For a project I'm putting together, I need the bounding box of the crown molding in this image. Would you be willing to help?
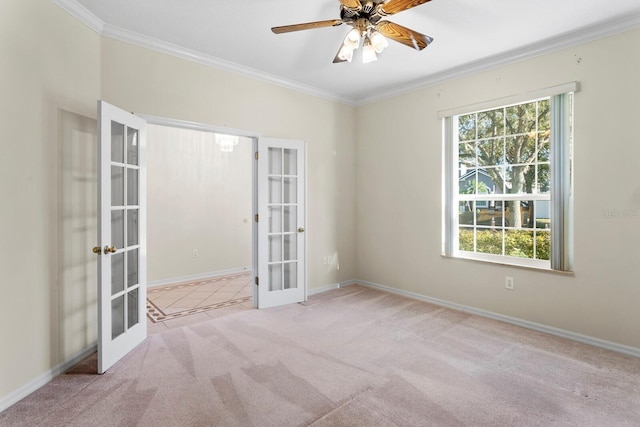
[356,12,640,105]
[51,0,103,33]
[52,0,639,107]
[100,23,355,106]
[51,0,355,106]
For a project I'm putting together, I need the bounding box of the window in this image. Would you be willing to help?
[442,85,575,271]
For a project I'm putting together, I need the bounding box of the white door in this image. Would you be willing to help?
[257,138,306,308]
[95,101,147,373]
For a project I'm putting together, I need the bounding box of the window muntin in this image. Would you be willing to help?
[444,94,572,271]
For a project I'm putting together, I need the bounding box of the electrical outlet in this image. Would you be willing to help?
[505,276,514,290]
[192,249,199,258]
[322,256,328,265]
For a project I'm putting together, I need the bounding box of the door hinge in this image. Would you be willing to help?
[255,214,259,222]
[255,151,259,160]
[255,276,259,286]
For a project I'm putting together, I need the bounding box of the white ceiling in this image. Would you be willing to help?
[63,0,640,104]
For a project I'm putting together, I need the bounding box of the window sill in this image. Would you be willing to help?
[440,253,575,276]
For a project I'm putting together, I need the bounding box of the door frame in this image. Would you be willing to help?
[136,114,262,307]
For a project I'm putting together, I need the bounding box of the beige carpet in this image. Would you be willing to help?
[2,284,640,426]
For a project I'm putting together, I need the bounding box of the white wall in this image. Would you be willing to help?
[146,125,253,283]
[356,29,640,349]
[0,0,101,404]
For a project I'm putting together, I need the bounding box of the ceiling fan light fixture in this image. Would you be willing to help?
[362,37,377,63]
[370,31,389,53]
[338,44,354,62]
[347,28,361,42]
[344,36,360,50]
[216,134,240,152]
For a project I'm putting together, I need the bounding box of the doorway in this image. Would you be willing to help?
[96,104,307,371]
[144,119,256,329]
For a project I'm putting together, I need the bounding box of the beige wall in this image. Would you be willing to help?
[356,29,640,349]
[3,0,638,411]
[0,0,101,402]
[146,125,253,283]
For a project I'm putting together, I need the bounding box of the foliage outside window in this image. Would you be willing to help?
[442,88,574,271]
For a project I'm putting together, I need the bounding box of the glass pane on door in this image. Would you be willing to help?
[283,149,297,175]
[127,210,139,246]
[111,121,124,163]
[269,206,282,233]
[127,169,138,205]
[127,249,138,287]
[111,295,125,339]
[111,210,124,249]
[283,206,296,232]
[269,235,282,262]
[269,264,282,291]
[284,178,297,203]
[127,289,139,328]
[269,177,282,204]
[111,252,124,295]
[284,235,296,261]
[127,128,139,166]
[284,263,297,289]
[111,166,124,206]
[268,147,282,174]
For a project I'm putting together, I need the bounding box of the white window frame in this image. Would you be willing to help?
[441,83,577,271]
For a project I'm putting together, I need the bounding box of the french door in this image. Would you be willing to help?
[95,101,147,374]
[94,110,304,372]
[257,138,306,308]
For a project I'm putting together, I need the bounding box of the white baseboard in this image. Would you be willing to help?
[340,279,640,359]
[148,266,252,288]
[339,279,359,288]
[307,283,340,296]
[0,344,97,413]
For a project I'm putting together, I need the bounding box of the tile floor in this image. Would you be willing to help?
[146,271,253,333]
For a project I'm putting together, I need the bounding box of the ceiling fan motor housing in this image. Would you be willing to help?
[340,1,384,26]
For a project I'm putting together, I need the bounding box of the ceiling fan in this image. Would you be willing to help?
[271,0,434,64]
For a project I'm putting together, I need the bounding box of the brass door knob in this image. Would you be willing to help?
[104,245,117,254]
[92,246,102,255]
[298,227,305,233]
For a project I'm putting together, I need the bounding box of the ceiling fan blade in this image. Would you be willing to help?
[271,19,343,34]
[338,0,362,9]
[375,20,433,50]
[378,0,432,16]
